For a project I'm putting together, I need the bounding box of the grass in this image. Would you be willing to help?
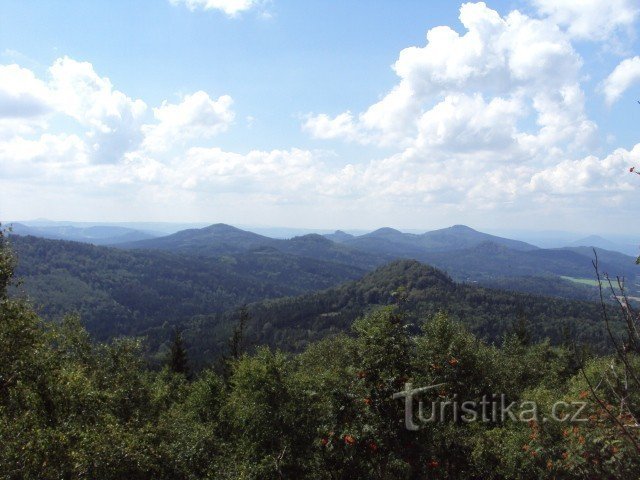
[560,276,600,287]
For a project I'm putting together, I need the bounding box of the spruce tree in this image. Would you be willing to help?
[169,329,190,378]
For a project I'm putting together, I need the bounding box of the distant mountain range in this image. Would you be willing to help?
[8,222,639,339]
[568,235,639,256]
[6,224,636,364]
[118,223,388,270]
[120,223,537,255]
[8,223,159,245]
[115,223,638,296]
[9,220,639,256]
[331,224,537,255]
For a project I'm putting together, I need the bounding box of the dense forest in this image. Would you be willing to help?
[9,234,618,370]
[180,260,615,369]
[3,227,640,479]
[118,224,639,295]
[8,234,367,340]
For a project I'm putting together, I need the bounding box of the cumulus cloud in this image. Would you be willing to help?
[603,56,640,105]
[48,57,147,163]
[171,147,318,192]
[532,0,639,41]
[414,93,523,154]
[0,133,88,182]
[0,64,52,118]
[304,2,587,155]
[49,57,146,131]
[142,91,234,152]
[169,0,263,16]
[301,2,635,218]
[1,2,639,228]
[0,57,237,168]
[529,145,639,194]
[302,111,367,143]
[0,57,150,163]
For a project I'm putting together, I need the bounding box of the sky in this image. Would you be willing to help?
[1,0,640,234]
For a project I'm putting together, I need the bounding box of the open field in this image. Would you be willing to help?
[560,276,600,287]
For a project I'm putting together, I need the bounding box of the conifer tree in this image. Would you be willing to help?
[169,328,190,378]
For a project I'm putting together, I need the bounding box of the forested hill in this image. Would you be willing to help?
[10,222,158,245]
[9,234,367,340]
[117,223,638,300]
[119,223,388,270]
[335,224,538,254]
[182,260,610,368]
[417,242,638,282]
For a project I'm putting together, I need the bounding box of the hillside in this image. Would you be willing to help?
[181,260,610,368]
[118,223,640,300]
[9,222,158,245]
[118,223,276,253]
[338,224,537,253]
[418,242,638,282]
[9,235,367,340]
[121,223,388,269]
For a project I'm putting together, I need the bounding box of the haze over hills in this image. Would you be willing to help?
[9,222,160,245]
[120,223,277,254]
[10,219,638,256]
[119,223,389,270]
[10,221,638,283]
[115,223,639,297]
[8,221,639,321]
[121,223,538,255]
[569,235,639,257]
[332,224,538,257]
[5,223,638,367]
[10,219,208,234]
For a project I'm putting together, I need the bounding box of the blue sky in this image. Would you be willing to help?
[1,0,640,234]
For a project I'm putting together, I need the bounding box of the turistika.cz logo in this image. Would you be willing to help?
[393,383,588,431]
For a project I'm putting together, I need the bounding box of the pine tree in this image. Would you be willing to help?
[169,329,190,378]
[229,305,249,360]
[509,312,532,346]
[219,306,251,384]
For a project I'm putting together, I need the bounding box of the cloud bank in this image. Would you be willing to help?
[1,1,639,229]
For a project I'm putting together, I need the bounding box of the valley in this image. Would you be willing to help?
[8,222,637,367]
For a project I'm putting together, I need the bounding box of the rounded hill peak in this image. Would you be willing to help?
[448,224,476,232]
[202,223,240,232]
[367,227,403,236]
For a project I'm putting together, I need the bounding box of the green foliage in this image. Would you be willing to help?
[9,234,365,343]
[3,227,640,478]
[183,259,615,369]
[168,329,190,377]
[0,225,15,296]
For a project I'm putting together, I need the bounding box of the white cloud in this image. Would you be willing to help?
[300,2,638,218]
[414,93,523,154]
[603,56,640,105]
[0,133,88,181]
[0,59,149,163]
[1,2,639,230]
[529,145,639,194]
[142,91,234,152]
[49,57,146,130]
[532,0,639,41]
[48,57,147,163]
[0,64,52,118]
[167,147,319,195]
[302,111,363,142]
[304,2,585,154]
[0,58,237,167]
[170,0,263,16]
